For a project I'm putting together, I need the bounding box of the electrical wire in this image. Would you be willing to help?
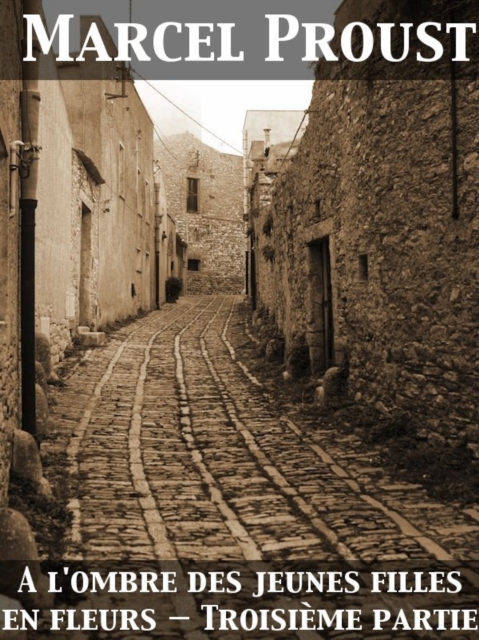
[153,124,178,161]
[131,68,247,157]
[12,0,22,60]
[277,110,308,174]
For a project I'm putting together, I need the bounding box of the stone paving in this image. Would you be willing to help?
[42,295,479,640]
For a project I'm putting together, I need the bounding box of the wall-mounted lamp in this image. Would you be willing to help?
[162,231,168,241]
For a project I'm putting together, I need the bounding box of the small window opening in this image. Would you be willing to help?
[188,259,201,272]
[358,254,369,282]
[187,178,199,212]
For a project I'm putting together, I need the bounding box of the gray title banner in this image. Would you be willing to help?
[36,0,340,80]
[11,0,479,80]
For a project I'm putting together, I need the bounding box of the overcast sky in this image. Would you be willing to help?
[135,80,314,156]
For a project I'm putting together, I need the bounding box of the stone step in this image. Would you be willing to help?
[79,332,106,347]
[77,325,91,334]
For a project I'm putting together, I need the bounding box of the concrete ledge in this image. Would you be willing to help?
[79,332,106,347]
[77,326,91,334]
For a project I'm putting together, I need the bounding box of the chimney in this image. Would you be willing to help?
[264,128,271,158]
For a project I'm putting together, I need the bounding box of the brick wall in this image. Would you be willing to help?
[157,133,245,294]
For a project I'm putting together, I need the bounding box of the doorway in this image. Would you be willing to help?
[79,203,92,326]
[308,237,334,376]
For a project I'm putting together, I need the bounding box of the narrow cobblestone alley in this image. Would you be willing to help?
[42,295,479,640]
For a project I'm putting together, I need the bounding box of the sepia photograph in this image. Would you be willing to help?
[1,0,479,637]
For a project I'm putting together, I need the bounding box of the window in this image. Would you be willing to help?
[188,259,201,272]
[137,169,143,214]
[358,254,369,282]
[145,179,150,225]
[187,178,199,212]
[118,142,125,199]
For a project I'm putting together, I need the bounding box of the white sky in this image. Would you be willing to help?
[136,80,314,156]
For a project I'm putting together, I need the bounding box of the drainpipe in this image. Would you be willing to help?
[21,0,42,435]
[10,141,25,216]
[154,182,161,309]
[242,129,249,295]
[449,16,459,221]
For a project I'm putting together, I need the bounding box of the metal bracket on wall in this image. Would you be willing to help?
[105,64,130,100]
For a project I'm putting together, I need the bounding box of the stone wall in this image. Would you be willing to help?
[33,18,154,359]
[33,149,102,365]
[59,22,156,326]
[70,151,101,329]
[250,173,276,314]
[157,133,244,295]
[35,59,76,363]
[0,0,22,509]
[254,0,479,448]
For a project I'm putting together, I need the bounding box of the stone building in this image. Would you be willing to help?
[54,17,156,340]
[243,110,308,158]
[0,0,56,585]
[0,0,22,522]
[154,168,187,307]
[34,52,103,360]
[20,15,157,364]
[243,111,307,310]
[0,6,160,567]
[249,0,479,450]
[157,132,244,295]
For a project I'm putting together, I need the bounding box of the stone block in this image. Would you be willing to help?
[467,443,479,460]
[375,400,391,417]
[265,337,284,362]
[36,477,53,501]
[334,337,349,368]
[77,326,90,334]
[35,384,50,439]
[35,361,48,395]
[0,510,52,608]
[35,332,51,378]
[0,509,38,564]
[314,385,325,407]
[465,425,479,444]
[12,430,42,485]
[0,507,38,566]
[322,366,347,407]
[428,431,447,448]
[79,332,106,347]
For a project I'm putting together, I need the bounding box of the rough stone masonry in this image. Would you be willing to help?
[251,0,479,451]
[158,133,244,295]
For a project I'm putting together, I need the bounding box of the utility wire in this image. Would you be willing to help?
[277,110,308,174]
[131,69,247,157]
[153,124,178,161]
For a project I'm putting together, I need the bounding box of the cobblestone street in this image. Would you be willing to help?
[44,295,479,639]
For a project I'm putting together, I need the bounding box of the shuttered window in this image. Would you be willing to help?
[187,178,199,212]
